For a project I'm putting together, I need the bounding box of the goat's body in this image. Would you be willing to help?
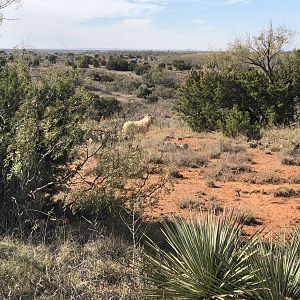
[122,115,153,135]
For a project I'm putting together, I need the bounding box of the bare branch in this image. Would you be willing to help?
[230,23,296,82]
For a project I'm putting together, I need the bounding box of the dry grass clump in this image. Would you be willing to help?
[169,169,184,178]
[174,149,208,168]
[262,127,300,148]
[0,234,141,299]
[205,163,247,182]
[204,152,252,182]
[274,187,300,197]
[205,195,223,213]
[237,207,261,226]
[281,146,300,166]
[206,180,218,188]
[289,173,300,184]
[156,140,209,168]
[245,172,286,184]
[178,194,223,213]
[204,139,246,159]
[178,198,203,210]
[223,152,253,165]
[218,140,246,154]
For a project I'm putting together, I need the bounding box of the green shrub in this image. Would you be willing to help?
[79,55,94,68]
[0,62,93,229]
[48,54,57,64]
[30,56,40,67]
[91,72,114,82]
[219,105,252,138]
[106,58,129,71]
[128,60,137,71]
[136,84,152,99]
[158,62,166,69]
[177,62,300,136]
[134,63,151,75]
[173,59,192,70]
[90,95,121,119]
[92,59,100,68]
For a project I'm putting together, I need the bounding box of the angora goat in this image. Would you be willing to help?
[122,114,154,135]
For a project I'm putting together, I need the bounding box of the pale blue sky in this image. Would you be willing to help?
[1,0,300,50]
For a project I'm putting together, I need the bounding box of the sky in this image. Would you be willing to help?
[1,0,300,50]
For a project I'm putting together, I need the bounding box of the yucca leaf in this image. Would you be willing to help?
[143,210,259,299]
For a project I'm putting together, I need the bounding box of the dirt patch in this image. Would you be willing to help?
[143,129,300,235]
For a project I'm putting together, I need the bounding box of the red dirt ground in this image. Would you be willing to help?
[146,133,300,235]
[69,127,300,236]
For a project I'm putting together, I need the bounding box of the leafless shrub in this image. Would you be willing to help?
[281,145,300,166]
[159,141,209,168]
[238,207,262,226]
[223,152,253,164]
[205,160,252,182]
[274,187,300,197]
[218,140,246,154]
[289,173,300,184]
[245,172,286,184]
[178,198,203,210]
[207,180,218,188]
[175,149,208,168]
[205,139,246,159]
[205,195,223,213]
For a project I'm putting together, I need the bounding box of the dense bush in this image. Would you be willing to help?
[173,59,192,71]
[79,55,94,68]
[219,105,254,138]
[0,62,93,229]
[134,63,151,75]
[177,26,300,137]
[29,56,40,67]
[136,84,153,99]
[158,62,166,69]
[47,54,57,64]
[91,72,114,82]
[106,58,130,71]
[177,61,300,137]
[92,59,100,68]
[90,95,121,119]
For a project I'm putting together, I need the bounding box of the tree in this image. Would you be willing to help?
[0,0,20,22]
[177,24,300,137]
[230,23,295,83]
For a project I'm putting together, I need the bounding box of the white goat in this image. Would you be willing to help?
[122,114,154,135]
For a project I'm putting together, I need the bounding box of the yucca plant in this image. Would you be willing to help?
[250,229,300,300]
[143,211,260,299]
